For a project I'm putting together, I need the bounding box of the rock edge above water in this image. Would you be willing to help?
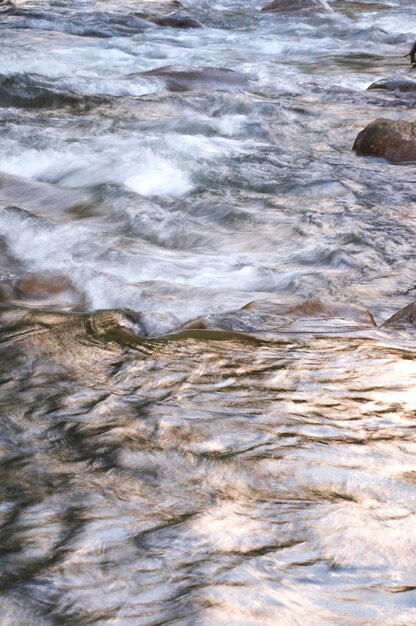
[368,78,416,93]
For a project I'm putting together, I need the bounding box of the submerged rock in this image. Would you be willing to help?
[15,274,83,309]
[179,298,376,334]
[0,307,147,340]
[1,7,151,37]
[0,307,148,381]
[0,72,107,109]
[382,302,416,328]
[368,78,416,93]
[127,66,248,92]
[286,299,376,326]
[16,274,75,298]
[86,309,147,337]
[0,173,93,218]
[261,0,331,14]
[0,272,86,311]
[136,11,203,28]
[353,118,416,163]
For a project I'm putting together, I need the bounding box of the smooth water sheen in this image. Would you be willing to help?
[1,0,416,624]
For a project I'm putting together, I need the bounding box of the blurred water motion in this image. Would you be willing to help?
[1,0,416,623]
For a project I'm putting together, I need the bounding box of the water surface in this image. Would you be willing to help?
[1,0,416,624]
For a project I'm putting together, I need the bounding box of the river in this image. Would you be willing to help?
[1,0,416,624]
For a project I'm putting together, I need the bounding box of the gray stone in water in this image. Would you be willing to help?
[368,78,416,93]
[145,11,203,28]
[261,0,331,14]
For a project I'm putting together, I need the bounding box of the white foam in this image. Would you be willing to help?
[0,147,79,180]
[125,159,194,197]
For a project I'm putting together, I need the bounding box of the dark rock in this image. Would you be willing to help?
[368,78,416,93]
[382,302,416,328]
[261,0,331,14]
[137,11,203,28]
[352,118,416,163]
[410,41,416,65]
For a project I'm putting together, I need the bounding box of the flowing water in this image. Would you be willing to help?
[1,0,416,624]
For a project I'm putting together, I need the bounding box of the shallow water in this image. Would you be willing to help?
[1,0,416,624]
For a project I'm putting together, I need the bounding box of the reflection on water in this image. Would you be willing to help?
[1,0,416,623]
[1,311,416,624]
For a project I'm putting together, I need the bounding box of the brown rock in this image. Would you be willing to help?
[286,299,376,326]
[16,274,74,297]
[382,302,416,328]
[13,273,86,311]
[352,118,416,163]
[178,316,207,330]
[261,0,331,13]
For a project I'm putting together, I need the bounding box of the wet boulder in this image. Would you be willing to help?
[261,0,331,14]
[368,78,416,93]
[353,118,416,163]
[382,302,416,328]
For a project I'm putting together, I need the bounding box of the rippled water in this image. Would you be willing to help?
[1,0,416,624]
